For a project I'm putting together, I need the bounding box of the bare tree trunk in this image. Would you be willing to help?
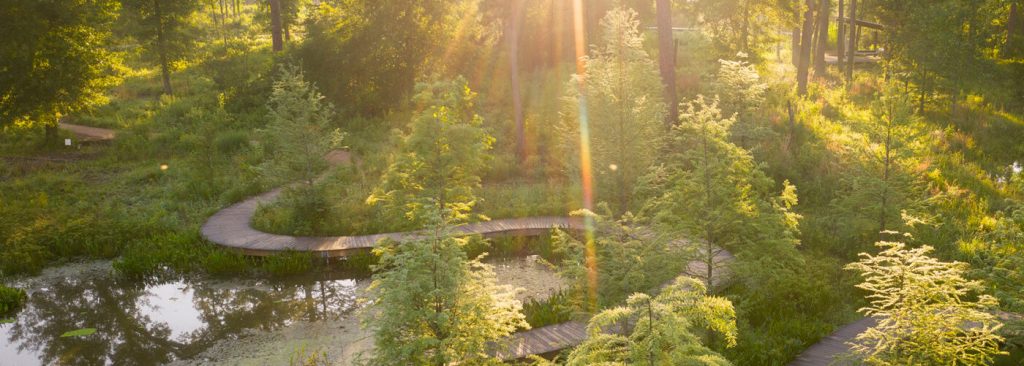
[741,0,750,52]
[270,0,283,51]
[845,0,857,87]
[837,0,845,69]
[791,27,801,66]
[797,0,815,95]
[1008,3,1022,58]
[155,0,173,95]
[507,0,526,162]
[656,0,679,127]
[814,0,829,76]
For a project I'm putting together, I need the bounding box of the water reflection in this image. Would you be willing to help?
[0,266,365,365]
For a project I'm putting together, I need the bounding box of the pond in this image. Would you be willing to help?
[1,258,565,365]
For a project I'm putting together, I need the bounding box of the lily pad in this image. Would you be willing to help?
[60,328,97,337]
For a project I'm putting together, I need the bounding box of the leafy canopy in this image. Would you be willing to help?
[0,0,121,129]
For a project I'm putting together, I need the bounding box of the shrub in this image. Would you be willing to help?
[0,285,27,315]
[214,130,250,154]
[261,250,314,277]
[522,290,574,328]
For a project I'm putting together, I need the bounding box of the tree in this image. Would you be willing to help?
[259,66,342,232]
[552,208,688,310]
[710,57,769,149]
[362,79,520,366]
[300,0,458,114]
[122,0,200,95]
[689,0,798,54]
[656,0,679,127]
[642,97,800,290]
[796,0,815,95]
[563,276,737,365]
[845,241,1006,365]
[0,0,120,142]
[558,7,666,215]
[365,220,527,365]
[368,77,494,227]
[269,0,283,51]
[813,0,830,76]
[482,0,528,163]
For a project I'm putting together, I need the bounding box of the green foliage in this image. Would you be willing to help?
[845,241,1006,365]
[364,223,527,365]
[120,0,201,93]
[0,0,121,132]
[522,291,575,328]
[558,7,666,214]
[261,250,314,277]
[60,328,98,338]
[564,276,737,365]
[554,207,688,310]
[260,65,341,186]
[300,0,469,114]
[711,57,771,150]
[259,65,342,232]
[0,284,27,315]
[369,77,494,227]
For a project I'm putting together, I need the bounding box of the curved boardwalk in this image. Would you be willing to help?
[789,318,876,366]
[200,184,584,257]
[58,122,116,141]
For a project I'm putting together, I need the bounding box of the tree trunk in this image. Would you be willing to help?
[837,0,845,69]
[797,0,815,95]
[791,27,801,66]
[656,0,678,127]
[1008,3,1022,58]
[741,0,750,52]
[270,0,283,51]
[155,0,173,95]
[45,117,59,146]
[845,0,857,87]
[507,0,526,163]
[814,0,829,77]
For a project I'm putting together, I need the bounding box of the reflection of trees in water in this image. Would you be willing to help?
[7,275,180,365]
[4,272,362,365]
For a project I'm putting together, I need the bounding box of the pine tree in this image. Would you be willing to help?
[845,241,1006,365]
[711,57,770,150]
[261,65,341,187]
[368,76,494,227]
[364,217,527,365]
[364,78,521,366]
[559,7,666,215]
[552,207,688,310]
[563,276,737,365]
[259,66,342,232]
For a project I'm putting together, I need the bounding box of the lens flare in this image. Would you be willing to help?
[572,0,598,311]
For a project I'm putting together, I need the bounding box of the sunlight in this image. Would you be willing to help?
[571,0,598,311]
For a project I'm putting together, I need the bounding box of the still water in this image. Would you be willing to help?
[0,261,365,366]
[0,258,563,365]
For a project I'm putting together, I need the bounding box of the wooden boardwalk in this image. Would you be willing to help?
[495,321,588,360]
[200,185,585,257]
[788,317,876,366]
[58,122,116,141]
